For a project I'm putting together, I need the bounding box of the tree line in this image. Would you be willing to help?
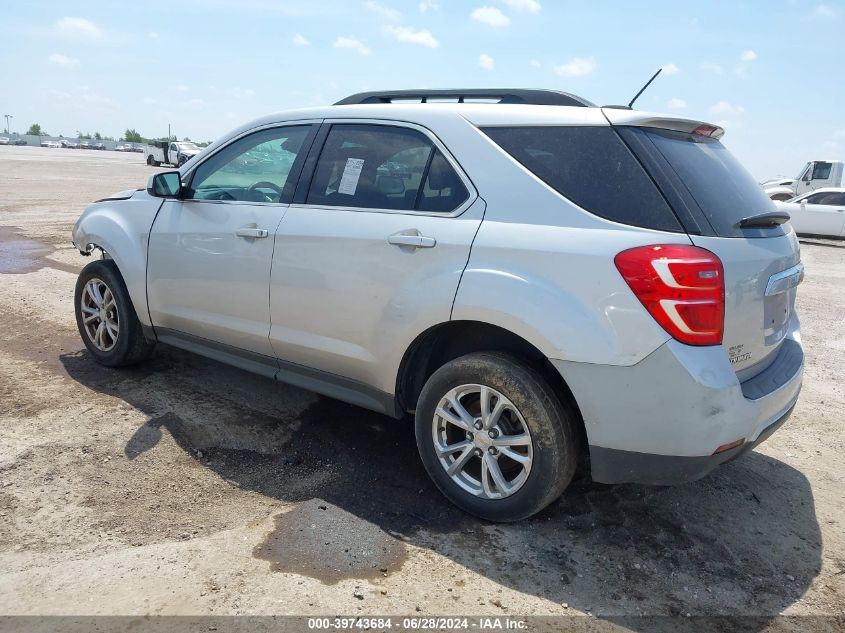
[21,124,209,146]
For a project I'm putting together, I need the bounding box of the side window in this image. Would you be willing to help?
[812,162,833,180]
[807,192,845,205]
[187,125,311,203]
[799,165,812,181]
[417,150,470,212]
[485,126,682,232]
[306,124,468,213]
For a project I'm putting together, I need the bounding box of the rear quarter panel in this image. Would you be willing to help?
[447,120,690,366]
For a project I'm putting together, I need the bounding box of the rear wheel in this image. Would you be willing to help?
[146,155,159,167]
[415,352,579,522]
[74,260,155,367]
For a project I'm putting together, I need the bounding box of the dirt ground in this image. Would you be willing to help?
[0,146,843,627]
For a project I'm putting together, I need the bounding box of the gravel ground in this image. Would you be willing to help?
[0,146,843,628]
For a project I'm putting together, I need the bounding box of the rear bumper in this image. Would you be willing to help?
[587,403,795,485]
[552,316,803,485]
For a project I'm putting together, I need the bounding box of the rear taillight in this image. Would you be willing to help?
[615,244,725,346]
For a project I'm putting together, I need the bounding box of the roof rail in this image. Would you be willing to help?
[334,89,594,107]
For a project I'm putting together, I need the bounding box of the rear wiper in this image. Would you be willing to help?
[735,211,791,228]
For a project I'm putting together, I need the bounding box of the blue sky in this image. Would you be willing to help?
[1,0,843,179]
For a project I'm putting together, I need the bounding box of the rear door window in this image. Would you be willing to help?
[306,124,469,213]
[482,126,682,232]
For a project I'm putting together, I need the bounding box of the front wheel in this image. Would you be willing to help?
[415,352,579,522]
[74,259,155,367]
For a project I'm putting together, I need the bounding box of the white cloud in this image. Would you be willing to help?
[419,0,439,11]
[174,84,190,93]
[553,56,596,77]
[479,53,495,70]
[365,1,402,21]
[54,17,103,39]
[666,98,687,110]
[48,53,80,69]
[739,49,757,62]
[292,33,310,46]
[813,4,836,18]
[700,62,724,74]
[471,6,510,27]
[148,31,159,39]
[834,129,845,139]
[333,36,372,55]
[661,63,680,75]
[529,59,541,68]
[383,25,439,47]
[501,0,541,13]
[709,101,745,116]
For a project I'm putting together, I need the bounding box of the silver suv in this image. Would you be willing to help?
[72,89,804,521]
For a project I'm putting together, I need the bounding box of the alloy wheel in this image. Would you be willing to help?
[80,277,119,352]
[431,384,533,499]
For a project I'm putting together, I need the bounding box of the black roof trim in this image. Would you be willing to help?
[334,89,594,107]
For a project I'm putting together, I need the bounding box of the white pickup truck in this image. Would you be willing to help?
[762,160,844,201]
[145,141,202,167]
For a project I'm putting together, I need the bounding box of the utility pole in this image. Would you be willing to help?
[3,114,11,135]
[168,123,171,141]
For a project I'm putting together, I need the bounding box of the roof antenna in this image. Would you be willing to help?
[628,68,663,109]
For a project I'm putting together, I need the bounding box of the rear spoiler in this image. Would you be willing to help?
[601,108,725,140]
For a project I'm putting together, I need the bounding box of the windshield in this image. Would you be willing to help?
[177,142,199,150]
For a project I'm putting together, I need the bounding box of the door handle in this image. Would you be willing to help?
[388,231,436,249]
[235,227,269,238]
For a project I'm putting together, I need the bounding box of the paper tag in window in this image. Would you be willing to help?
[338,158,365,195]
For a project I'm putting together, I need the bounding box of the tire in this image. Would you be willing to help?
[74,259,155,367]
[415,352,579,522]
[146,155,160,167]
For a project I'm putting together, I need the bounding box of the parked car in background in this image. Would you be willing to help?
[61,140,79,149]
[129,143,145,153]
[41,140,60,148]
[79,141,92,149]
[145,140,202,167]
[93,142,106,150]
[11,138,27,145]
[71,89,804,521]
[776,188,845,237]
[763,160,844,201]
[0,137,8,145]
[115,144,127,152]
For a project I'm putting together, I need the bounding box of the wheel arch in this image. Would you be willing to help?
[396,320,590,470]
[73,205,155,327]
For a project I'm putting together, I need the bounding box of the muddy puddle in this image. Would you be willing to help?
[0,226,78,274]
[254,499,408,584]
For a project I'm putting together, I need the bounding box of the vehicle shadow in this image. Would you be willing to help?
[59,344,823,625]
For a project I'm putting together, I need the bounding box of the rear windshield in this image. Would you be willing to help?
[482,126,683,232]
[623,127,781,237]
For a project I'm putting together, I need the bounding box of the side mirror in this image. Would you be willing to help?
[800,199,807,208]
[147,171,183,198]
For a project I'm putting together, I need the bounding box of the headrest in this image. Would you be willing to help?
[428,157,461,191]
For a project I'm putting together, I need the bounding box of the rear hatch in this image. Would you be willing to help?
[609,112,801,378]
